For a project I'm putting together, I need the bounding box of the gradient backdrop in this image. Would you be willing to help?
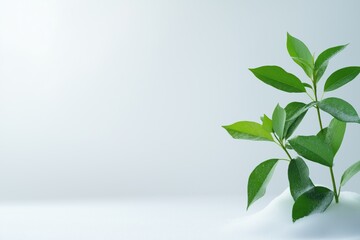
[0,0,360,203]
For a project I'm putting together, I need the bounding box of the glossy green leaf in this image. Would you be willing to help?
[314,44,348,82]
[223,121,274,141]
[272,104,286,139]
[289,135,334,167]
[249,66,306,93]
[284,102,307,139]
[261,114,273,133]
[287,33,314,78]
[291,57,313,73]
[324,67,360,92]
[316,119,346,156]
[288,157,314,200]
[340,161,360,187]
[287,101,317,121]
[318,97,360,123]
[316,128,328,140]
[292,186,334,222]
[326,118,346,155]
[247,159,279,209]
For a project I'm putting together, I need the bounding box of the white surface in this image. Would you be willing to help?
[1,191,360,239]
[226,189,360,240]
[0,196,243,240]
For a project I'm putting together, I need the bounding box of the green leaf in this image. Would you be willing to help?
[247,159,279,209]
[326,118,346,155]
[288,157,314,200]
[223,121,274,141]
[261,114,273,133]
[284,102,307,139]
[302,82,312,89]
[272,104,286,139]
[289,135,334,167]
[340,161,360,187]
[324,66,360,92]
[314,44,348,82]
[249,66,306,93]
[318,97,360,123]
[291,57,314,73]
[287,33,314,78]
[316,128,328,141]
[317,119,346,156]
[292,186,334,222]
[287,101,317,121]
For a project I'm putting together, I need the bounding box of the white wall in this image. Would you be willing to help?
[0,0,360,200]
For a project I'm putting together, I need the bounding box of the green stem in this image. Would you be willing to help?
[330,167,339,203]
[281,144,292,160]
[312,78,339,203]
[315,106,323,130]
[305,90,315,101]
[313,82,323,130]
[274,134,292,160]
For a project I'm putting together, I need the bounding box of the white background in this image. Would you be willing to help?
[1,0,360,201]
[0,1,360,238]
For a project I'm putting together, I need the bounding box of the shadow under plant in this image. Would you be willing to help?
[223,33,360,222]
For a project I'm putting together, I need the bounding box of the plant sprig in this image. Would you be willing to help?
[223,33,360,222]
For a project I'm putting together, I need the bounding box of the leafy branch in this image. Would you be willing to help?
[223,33,360,222]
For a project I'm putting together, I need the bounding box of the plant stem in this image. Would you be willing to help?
[281,144,293,160]
[315,107,323,129]
[313,82,323,130]
[312,78,339,203]
[274,134,292,160]
[330,167,339,203]
[305,90,315,101]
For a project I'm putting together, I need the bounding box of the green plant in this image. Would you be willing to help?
[223,33,360,222]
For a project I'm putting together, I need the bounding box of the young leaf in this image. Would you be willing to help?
[324,66,360,92]
[288,135,334,167]
[318,97,360,123]
[261,114,273,133]
[287,33,314,78]
[249,66,306,93]
[340,161,360,187]
[284,102,307,139]
[223,121,274,141]
[292,186,334,222]
[272,104,286,139]
[291,57,313,73]
[247,159,279,209]
[288,157,314,200]
[314,44,348,82]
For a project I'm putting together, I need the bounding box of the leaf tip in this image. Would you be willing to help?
[246,200,252,211]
